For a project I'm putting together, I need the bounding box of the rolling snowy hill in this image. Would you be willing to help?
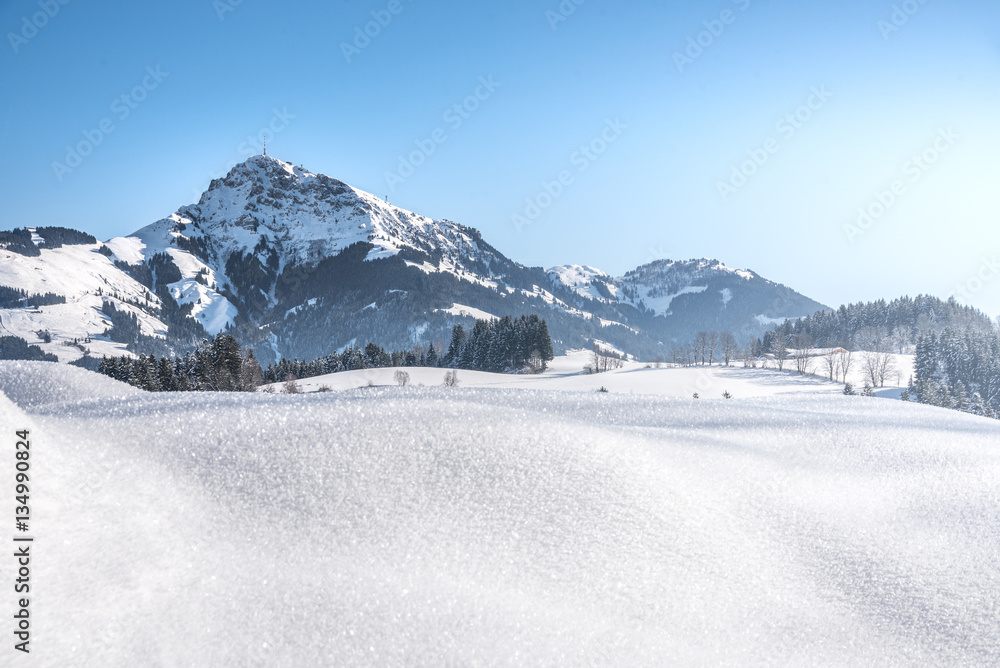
[3,359,998,665]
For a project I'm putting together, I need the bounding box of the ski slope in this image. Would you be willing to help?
[0,243,165,362]
[2,359,998,665]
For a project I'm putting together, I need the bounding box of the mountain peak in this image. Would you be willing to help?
[212,154,316,191]
[629,257,757,281]
[241,153,299,171]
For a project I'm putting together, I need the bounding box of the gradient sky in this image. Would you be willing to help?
[2,0,999,319]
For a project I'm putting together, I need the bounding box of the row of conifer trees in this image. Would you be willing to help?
[97,315,554,391]
[909,328,1000,419]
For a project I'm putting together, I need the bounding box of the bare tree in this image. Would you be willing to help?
[394,369,410,387]
[707,330,719,366]
[889,326,911,354]
[525,350,545,374]
[822,350,837,381]
[854,326,888,354]
[741,339,762,368]
[591,344,624,373]
[239,350,264,391]
[695,331,709,365]
[862,350,896,388]
[282,374,301,394]
[443,370,459,387]
[770,333,789,371]
[720,331,738,367]
[793,333,813,375]
[835,349,854,383]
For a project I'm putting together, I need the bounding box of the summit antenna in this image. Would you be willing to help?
[263,137,267,157]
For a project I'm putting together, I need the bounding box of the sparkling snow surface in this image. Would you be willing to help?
[2,360,998,666]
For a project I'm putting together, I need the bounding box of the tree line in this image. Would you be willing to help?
[0,285,65,309]
[265,314,553,383]
[909,328,1000,419]
[98,333,263,392]
[0,226,97,256]
[97,315,554,391]
[764,295,994,353]
[0,336,58,362]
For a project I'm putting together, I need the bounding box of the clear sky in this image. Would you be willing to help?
[2,0,999,319]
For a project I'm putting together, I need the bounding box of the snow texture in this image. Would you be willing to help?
[1,360,998,665]
[0,360,141,408]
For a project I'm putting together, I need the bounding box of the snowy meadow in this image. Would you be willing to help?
[2,359,998,666]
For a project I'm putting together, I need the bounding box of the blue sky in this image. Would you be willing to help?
[2,0,999,318]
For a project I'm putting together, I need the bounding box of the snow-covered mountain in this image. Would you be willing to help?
[104,155,519,332]
[547,258,826,344]
[0,155,826,364]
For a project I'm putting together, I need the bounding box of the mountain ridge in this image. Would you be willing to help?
[0,155,827,365]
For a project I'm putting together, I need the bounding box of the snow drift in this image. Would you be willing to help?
[2,363,998,665]
[0,360,142,409]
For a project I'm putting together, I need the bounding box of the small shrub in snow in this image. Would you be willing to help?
[394,370,410,387]
[722,390,732,399]
[443,370,459,387]
[843,383,855,396]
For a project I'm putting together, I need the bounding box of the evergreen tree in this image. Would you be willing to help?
[445,325,466,368]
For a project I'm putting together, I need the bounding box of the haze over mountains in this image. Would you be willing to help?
[1,155,825,364]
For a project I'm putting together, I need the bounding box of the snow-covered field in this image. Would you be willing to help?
[266,348,914,400]
[2,358,998,666]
